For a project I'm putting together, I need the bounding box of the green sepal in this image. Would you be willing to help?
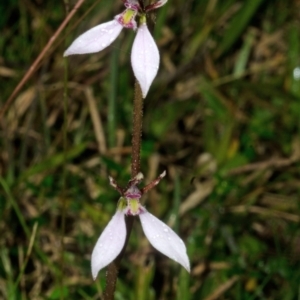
[117,197,127,211]
[139,14,146,25]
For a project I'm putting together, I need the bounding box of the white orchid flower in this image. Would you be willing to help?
[91,171,190,279]
[64,0,167,98]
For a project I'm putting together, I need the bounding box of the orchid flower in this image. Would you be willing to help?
[64,0,167,98]
[91,171,190,279]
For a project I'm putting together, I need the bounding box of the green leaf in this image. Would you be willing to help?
[215,0,265,57]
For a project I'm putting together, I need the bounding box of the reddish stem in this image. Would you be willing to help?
[131,81,144,177]
[103,81,143,300]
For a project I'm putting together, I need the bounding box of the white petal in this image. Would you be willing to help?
[131,23,159,98]
[125,0,140,5]
[139,210,190,272]
[64,20,123,56]
[155,0,168,7]
[146,0,168,11]
[91,210,126,279]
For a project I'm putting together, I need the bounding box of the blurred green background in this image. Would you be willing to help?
[1,0,300,299]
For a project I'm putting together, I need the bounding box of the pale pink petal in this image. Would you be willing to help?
[124,0,139,6]
[123,1,140,12]
[131,23,159,98]
[146,0,168,11]
[91,210,126,279]
[139,210,190,272]
[155,0,168,7]
[64,20,123,57]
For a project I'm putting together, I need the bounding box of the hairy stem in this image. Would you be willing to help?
[103,81,143,300]
[131,81,144,177]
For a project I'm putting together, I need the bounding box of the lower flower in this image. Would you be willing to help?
[91,196,190,279]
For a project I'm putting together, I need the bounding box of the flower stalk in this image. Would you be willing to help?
[103,78,143,300]
[131,81,144,177]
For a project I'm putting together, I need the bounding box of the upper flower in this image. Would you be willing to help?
[91,171,190,279]
[64,0,168,98]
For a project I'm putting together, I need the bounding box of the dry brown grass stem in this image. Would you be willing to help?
[0,0,87,121]
[230,205,300,223]
[85,87,107,155]
[228,138,300,175]
[203,276,239,300]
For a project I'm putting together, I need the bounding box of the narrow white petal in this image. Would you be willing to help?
[91,211,126,279]
[131,24,159,98]
[155,0,168,7]
[146,0,168,11]
[126,0,139,5]
[64,20,123,56]
[139,210,190,272]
